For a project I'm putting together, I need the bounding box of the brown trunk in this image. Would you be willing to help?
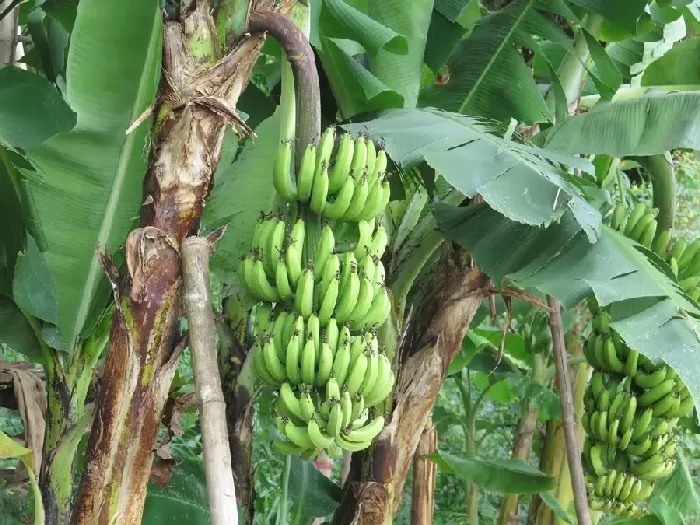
[498,406,539,525]
[71,3,273,523]
[222,332,256,524]
[411,424,438,525]
[334,243,489,525]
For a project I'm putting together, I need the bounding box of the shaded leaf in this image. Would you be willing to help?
[318,37,403,118]
[0,297,42,360]
[24,0,162,347]
[344,108,600,237]
[538,491,574,524]
[0,148,26,290]
[289,456,343,524]
[321,0,408,55]
[0,66,76,148]
[430,450,555,494]
[143,458,209,525]
[568,0,648,33]
[542,92,700,157]
[368,0,433,108]
[13,235,57,324]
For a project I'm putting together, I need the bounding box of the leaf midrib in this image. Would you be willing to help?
[458,0,534,114]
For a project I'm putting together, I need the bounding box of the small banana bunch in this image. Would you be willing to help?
[272,375,390,459]
[273,127,391,222]
[241,217,390,328]
[581,305,693,517]
[609,202,700,301]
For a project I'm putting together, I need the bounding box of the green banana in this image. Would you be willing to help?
[273,140,297,201]
[328,132,354,193]
[332,338,351,385]
[310,160,330,214]
[344,415,384,443]
[324,174,356,220]
[307,417,334,449]
[296,144,317,202]
[634,367,667,389]
[610,203,627,231]
[652,228,672,258]
[293,264,315,318]
[638,378,675,406]
[624,202,649,238]
[316,340,334,387]
[301,333,317,385]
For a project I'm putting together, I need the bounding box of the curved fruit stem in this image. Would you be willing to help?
[638,154,676,232]
[248,10,321,166]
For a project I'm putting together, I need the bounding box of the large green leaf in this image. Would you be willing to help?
[429,450,555,494]
[202,111,278,297]
[541,92,700,157]
[318,37,404,118]
[142,459,209,525]
[288,456,343,524]
[434,203,700,422]
[642,38,700,85]
[0,66,76,148]
[23,0,162,347]
[367,0,434,108]
[419,0,573,123]
[0,297,43,360]
[344,108,600,238]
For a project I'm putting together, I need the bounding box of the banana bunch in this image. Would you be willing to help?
[246,128,396,459]
[241,217,390,329]
[273,127,391,222]
[271,377,389,459]
[586,468,650,518]
[609,201,700,300]
[582,299,693,517]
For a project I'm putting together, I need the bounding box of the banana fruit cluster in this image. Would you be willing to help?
[582,199,699,517]
[241,217,389,328]
[244,129,395,460]
[610,201,700,300]
[273,127,391,222]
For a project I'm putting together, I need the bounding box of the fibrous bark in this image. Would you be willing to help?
[71,3,273,523]
[411,424,438,525]
[334,243,489,525]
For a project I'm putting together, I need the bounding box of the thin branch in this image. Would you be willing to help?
[547,296,591,525]
[181,237,238,525]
